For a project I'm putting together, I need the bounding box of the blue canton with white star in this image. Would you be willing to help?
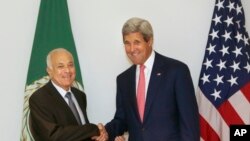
[199,0,250,107]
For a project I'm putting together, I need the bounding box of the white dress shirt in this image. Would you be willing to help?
[136,51,155,99]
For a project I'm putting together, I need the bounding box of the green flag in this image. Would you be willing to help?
[20,0,83,140]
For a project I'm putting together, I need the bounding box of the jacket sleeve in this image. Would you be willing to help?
[175,64,200,141]
[29,95,100,141]
[105,77,127,141]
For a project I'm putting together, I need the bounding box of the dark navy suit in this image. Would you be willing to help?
[106,52,199,141]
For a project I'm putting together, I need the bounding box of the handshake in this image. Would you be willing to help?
[91,123,125,141]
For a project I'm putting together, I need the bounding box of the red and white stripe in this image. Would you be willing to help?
[197,84,250,141]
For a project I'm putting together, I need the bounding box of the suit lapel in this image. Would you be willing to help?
[73,89,89,123]
[128,65,142,122]
[46,81,70,109]
[143,53,164,122]
[46,81,79,124]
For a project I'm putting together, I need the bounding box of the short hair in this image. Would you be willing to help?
[122,17,153,42]
[46,48,73,69]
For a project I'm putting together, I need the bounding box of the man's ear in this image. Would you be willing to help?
[148,37,153,47]
[46,67,52,78]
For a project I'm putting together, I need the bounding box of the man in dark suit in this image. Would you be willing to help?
[29,48,108,141]
[105,17,199,141]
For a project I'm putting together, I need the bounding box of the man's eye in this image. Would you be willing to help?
[124,42,130,46]
[134,41,140,45]
[68,64,74,67]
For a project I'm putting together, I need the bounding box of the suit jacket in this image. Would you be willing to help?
[29,81,99,141]
[106,52,199,141]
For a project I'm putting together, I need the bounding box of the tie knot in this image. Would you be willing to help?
[140,65,145,71]
[65,92,72,99]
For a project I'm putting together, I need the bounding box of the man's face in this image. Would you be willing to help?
[47,51,76,91]
[123,32,152,65]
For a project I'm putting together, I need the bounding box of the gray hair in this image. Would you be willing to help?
[46,48,72,69]
[122,17,153,42]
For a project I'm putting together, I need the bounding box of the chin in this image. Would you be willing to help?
[133,61,142,65]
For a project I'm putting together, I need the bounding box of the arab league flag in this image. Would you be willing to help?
[20,0,83,140]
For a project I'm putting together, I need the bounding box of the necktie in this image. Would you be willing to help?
[65,92,82,125]
[137,65,146,122]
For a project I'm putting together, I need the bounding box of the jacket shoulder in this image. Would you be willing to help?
[155,52,189,70]
[117,65,135,80]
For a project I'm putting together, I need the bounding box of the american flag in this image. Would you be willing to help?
[197,0,250,141]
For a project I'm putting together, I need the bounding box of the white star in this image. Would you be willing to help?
[219,45,230,57]
[230,61,241,72]
[216,59,227,71]
[203,58,213,70]
[236,4,242,15]
[213,74,224,86]
[210,89,222,101]
[244,62,250,73]
[207,44,216,55]
[224,16,234,27]
[235,31,243,43]
[246,52,250,59]
[222,31,232,42]
[201,73,210,84]
[219,45,229,57]
[209,29,219,40]
[226,1,235,12]
[227,75,238,86]
[243,35,250,45]
[212,14,222,25]
[216,0,224,11]
[232,46,243,58]
[236,20,241,28]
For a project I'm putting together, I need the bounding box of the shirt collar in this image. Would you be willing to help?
[51,80,72,98]
[137,51,155,70]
